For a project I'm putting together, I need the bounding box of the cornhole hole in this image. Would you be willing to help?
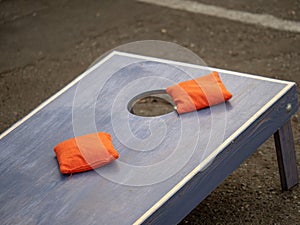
[0,51,298,224]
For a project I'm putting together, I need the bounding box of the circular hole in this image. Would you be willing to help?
[128,90,175,117]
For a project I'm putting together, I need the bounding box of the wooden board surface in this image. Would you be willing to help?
[0,51,297,225]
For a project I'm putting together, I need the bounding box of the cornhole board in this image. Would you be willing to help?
[0,51,298,225]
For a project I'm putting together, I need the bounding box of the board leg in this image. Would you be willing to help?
[274,120,299,191]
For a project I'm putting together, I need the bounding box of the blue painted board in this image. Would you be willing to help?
[0,51,297,225]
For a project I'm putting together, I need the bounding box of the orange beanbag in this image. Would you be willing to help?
[166,71,232,114]
[54,132,119,174]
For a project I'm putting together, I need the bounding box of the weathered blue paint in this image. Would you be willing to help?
[0,52,298,225]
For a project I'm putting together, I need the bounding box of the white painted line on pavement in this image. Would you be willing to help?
[137,0,300,33]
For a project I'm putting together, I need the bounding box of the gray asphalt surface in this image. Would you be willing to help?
[1,0,300,224]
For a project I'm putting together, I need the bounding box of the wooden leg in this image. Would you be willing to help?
[274,120,299,190]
